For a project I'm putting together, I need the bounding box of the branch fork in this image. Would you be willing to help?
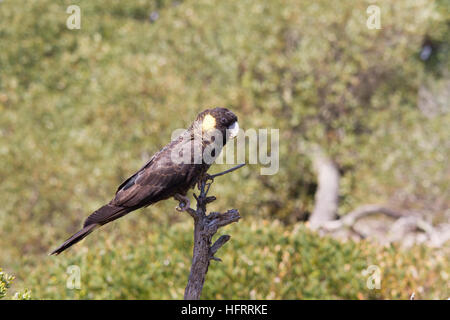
[176,164,244,300]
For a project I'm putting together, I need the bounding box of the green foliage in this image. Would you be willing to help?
[13,220,448,299]
[0,268,31,299]
[0,0,448,299]
[0,269,14,299]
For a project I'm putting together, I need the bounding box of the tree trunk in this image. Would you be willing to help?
[182,165,244,299]
[309,147,340,229]
[184,218,211,299]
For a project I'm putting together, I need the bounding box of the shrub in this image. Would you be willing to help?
[0,268,31,300]
[13,220,448,299]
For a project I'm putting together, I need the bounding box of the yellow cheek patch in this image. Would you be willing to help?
[202,114,216,132]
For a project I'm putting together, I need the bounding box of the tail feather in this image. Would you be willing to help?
[50,204,131,255]
[83,204,129,227]
[49,224,99,255]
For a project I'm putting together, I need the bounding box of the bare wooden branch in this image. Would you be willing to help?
[316,204,450,247]
[178,165,245,300]
[344,205,404,224]
[308,147,339,230]
[208,163,245,179]
[304,145,448,247]
[318,205,406,232]
[210,235,231,262]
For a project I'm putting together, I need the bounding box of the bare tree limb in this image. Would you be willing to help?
[308,146,339,230]
[319,205,406,231]
[303,145,449,247]
[208,163,246,179]
[179,164,244,300]
[210,235,231,262]
[316,204,450,247]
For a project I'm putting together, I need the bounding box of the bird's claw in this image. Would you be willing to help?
[174,194,190,212]
[176,203,188,212]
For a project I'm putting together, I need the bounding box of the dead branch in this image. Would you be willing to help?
[320,205,405,231]
[179,164,244,300]
[316,204,450,247]
[303,143,449,247]
[309,146,339,230]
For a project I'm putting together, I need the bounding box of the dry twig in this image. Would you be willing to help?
[177,164,244,300]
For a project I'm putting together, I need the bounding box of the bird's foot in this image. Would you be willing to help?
[174,193,190,212]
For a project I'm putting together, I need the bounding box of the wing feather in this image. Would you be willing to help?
[112,141,195,208]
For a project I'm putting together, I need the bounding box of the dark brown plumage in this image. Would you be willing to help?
[50,108,238,255]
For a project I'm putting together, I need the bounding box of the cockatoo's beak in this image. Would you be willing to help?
[227,121,239,138]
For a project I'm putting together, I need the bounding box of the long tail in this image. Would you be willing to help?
[49,204,131,255]
[49,224,99,255]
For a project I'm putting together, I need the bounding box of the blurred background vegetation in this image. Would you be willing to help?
[0,0,448,299]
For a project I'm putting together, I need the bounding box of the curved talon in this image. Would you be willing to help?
[174,193,190,212]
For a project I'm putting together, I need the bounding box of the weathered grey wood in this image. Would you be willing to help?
[179,165,243,300]
[309,147,340,230]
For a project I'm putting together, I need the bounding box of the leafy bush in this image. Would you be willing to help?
[0,0,448,299]
[0,268,31,299]
[0,269,14,299]
[12,220,448,299]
